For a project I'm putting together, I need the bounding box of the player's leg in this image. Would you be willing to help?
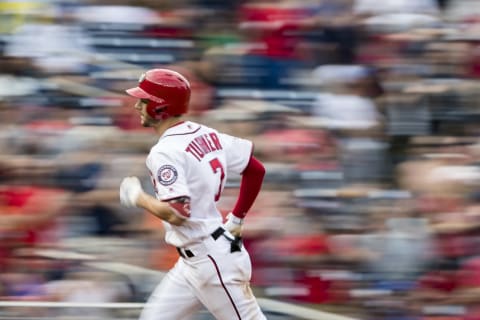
[139,260,202,320]
[191,248,266,320]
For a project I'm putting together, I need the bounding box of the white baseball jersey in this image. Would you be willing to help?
[146,121,253,248]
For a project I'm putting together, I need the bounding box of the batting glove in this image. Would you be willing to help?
[224,212,244,237]
[120,176,143,208]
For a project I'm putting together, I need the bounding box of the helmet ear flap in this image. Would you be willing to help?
[158,110,170,120]
[146,100,170,120]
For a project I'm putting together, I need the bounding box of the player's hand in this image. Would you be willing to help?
[119,176,143,207]
[224,212,244,237]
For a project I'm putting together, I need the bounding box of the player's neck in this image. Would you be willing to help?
[153,117,184,136]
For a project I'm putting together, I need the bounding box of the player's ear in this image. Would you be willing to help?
[154,106,170,120]
[158,112,170,120]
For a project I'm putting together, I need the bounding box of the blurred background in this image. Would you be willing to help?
[2,0,480,319]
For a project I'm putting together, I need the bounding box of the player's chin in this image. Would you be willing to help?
[141,119,152,127]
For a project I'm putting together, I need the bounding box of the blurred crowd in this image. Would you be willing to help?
[3,0,480,319]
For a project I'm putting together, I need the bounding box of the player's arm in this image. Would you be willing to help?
[231,155,265,218]
[225,155,265,236]
[119,177,189,226]
[136,193,190,226]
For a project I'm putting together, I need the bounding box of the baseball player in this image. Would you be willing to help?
[119,68,267,320]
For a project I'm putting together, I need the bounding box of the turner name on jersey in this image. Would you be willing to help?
[185,132,223,161]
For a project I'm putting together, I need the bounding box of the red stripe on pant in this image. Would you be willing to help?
[207,254,241,320]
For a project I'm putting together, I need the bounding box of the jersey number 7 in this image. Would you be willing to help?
[209,158,225,201]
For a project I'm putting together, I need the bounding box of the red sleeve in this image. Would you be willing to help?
[231,156,266,219]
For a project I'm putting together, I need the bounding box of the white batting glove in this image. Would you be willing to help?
[119,176,143,208]
[224,212,244,237]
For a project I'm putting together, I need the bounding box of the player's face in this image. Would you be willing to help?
[134,99,155,127]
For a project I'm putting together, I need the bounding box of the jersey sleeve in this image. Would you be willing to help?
[146,149,190,201]
[218,132,253,175]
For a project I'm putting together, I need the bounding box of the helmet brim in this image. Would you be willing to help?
[125,86,151,99]
[126,86,167,105]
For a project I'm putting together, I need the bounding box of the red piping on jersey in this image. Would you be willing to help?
[231,156,265,219]
[162,125,201,138]
[207,254,242,320]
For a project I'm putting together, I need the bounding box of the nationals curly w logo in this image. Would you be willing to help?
[158,165,178,186]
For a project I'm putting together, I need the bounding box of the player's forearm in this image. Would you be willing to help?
[231,156,266,218]
[136,192,185,226]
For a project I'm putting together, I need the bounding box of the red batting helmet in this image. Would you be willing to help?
[126,68,191,120]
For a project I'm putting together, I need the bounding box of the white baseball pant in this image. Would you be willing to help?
[139,232,267,320]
